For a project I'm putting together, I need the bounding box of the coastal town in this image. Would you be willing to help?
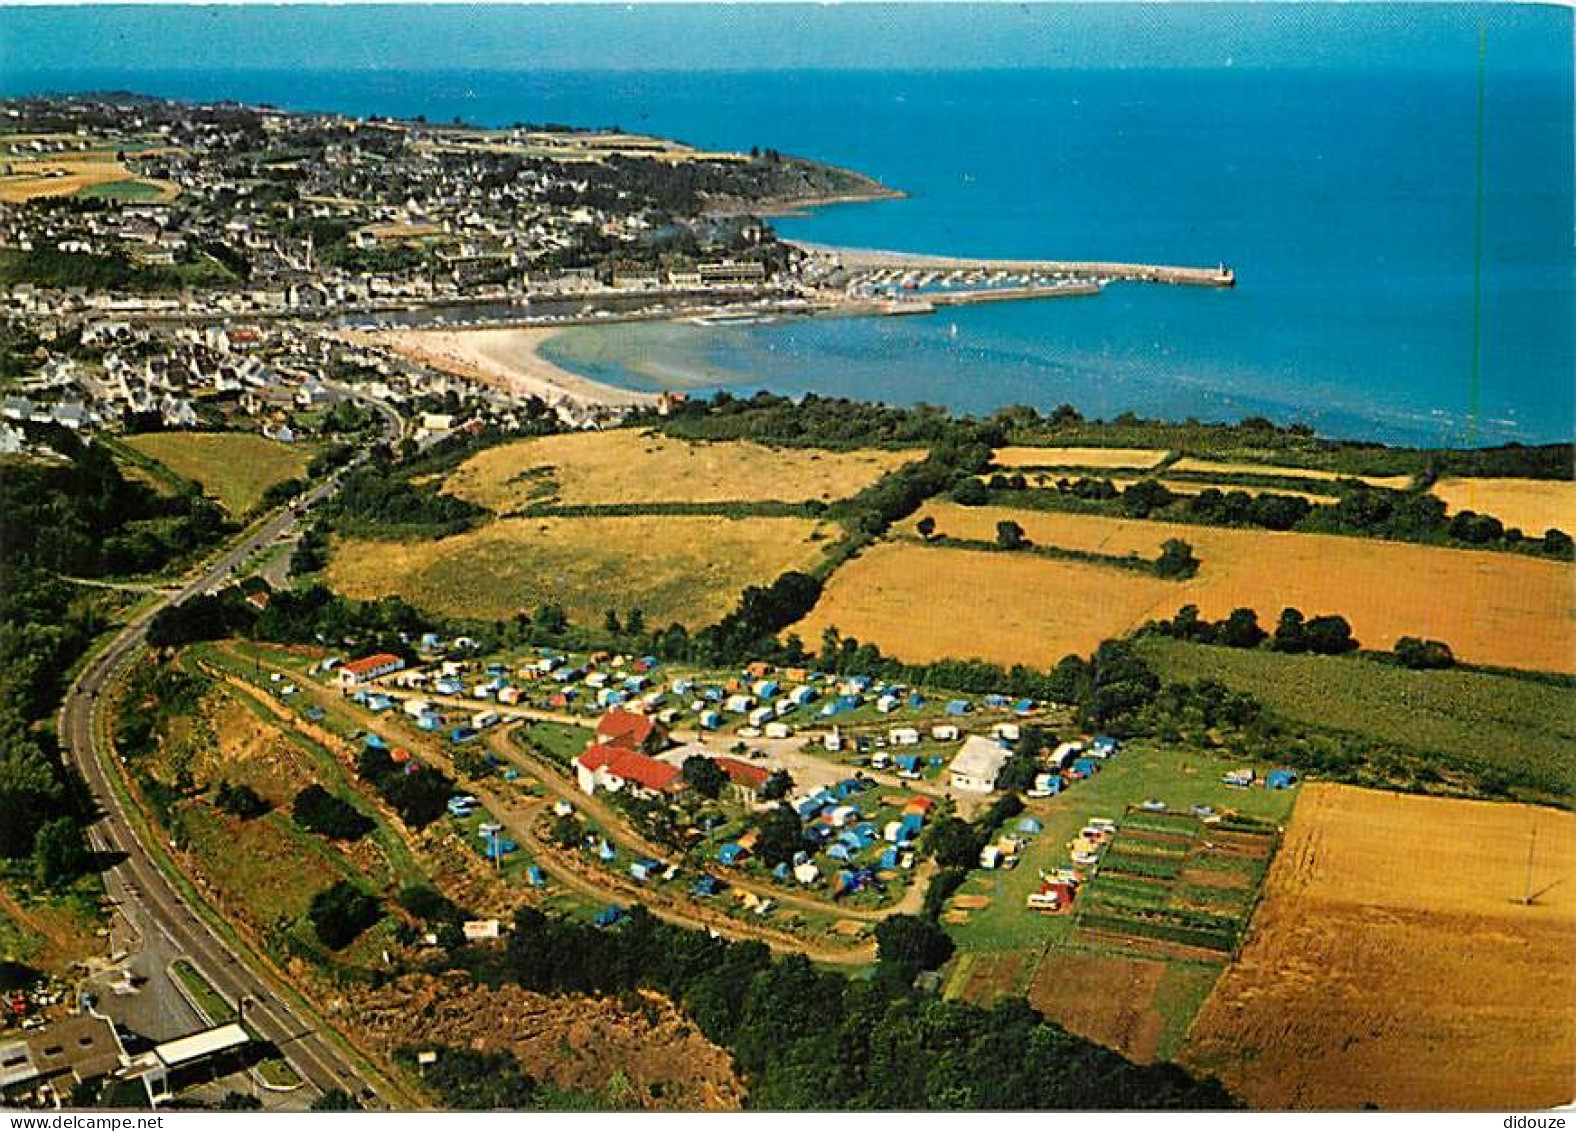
[1,94,1241,454]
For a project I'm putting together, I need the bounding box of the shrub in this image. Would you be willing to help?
[292,784,373,841]
[308,880,381,950]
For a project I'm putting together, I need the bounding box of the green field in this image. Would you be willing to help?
[516,720,593,766]
[123,431,314,516]
[1139,639,1576,803]
[77,179,165,201]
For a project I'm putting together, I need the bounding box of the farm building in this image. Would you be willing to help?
[574,744,686,799]
[336,652,405,689]
[594,709,668,753]
[948,734,1011,793]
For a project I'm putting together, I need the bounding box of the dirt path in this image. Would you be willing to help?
[221,646,883,963]
[490,727,933,925]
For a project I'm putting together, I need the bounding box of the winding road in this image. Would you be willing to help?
[57,392,405,1107]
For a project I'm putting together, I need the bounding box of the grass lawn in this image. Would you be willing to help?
[122,431,314,516]
[516,720,593,767]
[77,179,166,201]
[169,957,234,1022]
[1140,639,1575,804]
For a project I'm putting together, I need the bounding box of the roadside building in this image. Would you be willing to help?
[336,652,405,690]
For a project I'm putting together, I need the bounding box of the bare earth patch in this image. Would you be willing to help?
[351,971,744,1110]
[1025,952,1169,1064]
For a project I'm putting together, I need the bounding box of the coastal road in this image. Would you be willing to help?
[58,401,406,1108]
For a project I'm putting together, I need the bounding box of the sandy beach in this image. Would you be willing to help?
[351,326,658,409]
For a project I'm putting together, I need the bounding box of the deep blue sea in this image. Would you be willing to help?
[4,4,1571,445]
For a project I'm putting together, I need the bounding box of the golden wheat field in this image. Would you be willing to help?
[0,154,175,203]
[328,514,838,627]
[884,506,1574,672]
[991,445,1169,471]
[1180,783,1576,1110]
[444,430,921,511]
[1166,457,1415,489]
[790,540,1179,666]
[1428,476,1576,537]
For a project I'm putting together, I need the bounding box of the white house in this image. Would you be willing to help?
[948,734,1012,793]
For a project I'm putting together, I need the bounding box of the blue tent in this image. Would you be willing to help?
[691,875,723,898]
[1017,817,1043,834]
[946,699,972,716]
[364,733,387,749]
[1015,699,1036,715]
[772,862,791,881]
[828,844,853,862]
[878,848,900,869]
[594,905,626,929]
[526,866,546,887]
[894,754,922,773]
[1267,769,1299,789]
[598,840,616,862]
[717,843,747,866]
[1073,758,1098,776]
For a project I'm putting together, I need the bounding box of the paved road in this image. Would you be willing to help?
[58,400,405,1108]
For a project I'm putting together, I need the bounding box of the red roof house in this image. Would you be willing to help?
[574,744,685,798]
[336,652,405,689]
[594,709,667,754]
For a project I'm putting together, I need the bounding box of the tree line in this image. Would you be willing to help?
[455,904,1237,1110]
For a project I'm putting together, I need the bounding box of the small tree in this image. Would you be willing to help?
[1272,607,1308,653]
[924,816,983,869]
[682,755,727,800]
[1217,608,1267,649]
[875,913,955,978]
[293,784,373,841]
[550,813,584,849]
[215,781,269,820]
[760,768,794,801]
[32,818,89,887]
[604,609,623,636]
[309,881,381,950]
[754,804,804,868]
[311,1089,362,1112]
[951,478,989,506]
[995,520,1026,550]
[1394,636,1455,670]
[1154,538,1200,579]
[916,515,937,541]
[1304,614,1358,655]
